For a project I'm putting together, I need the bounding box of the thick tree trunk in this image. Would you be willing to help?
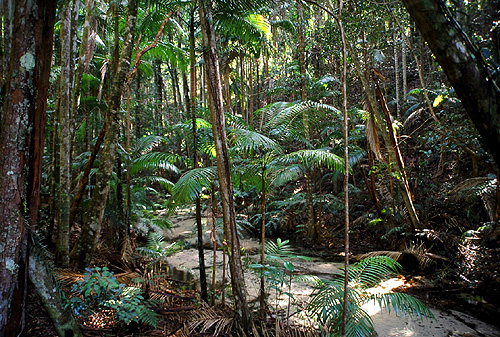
[0,0,56,334]
[70,0,138,269]
[401,0,500,166]
[198,0,251,330]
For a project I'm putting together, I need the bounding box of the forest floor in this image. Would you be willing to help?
[22,212,500,336]
[162,214,500,337]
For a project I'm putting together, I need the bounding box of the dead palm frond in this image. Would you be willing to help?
[187,303,234,336]
[450,176,498,221]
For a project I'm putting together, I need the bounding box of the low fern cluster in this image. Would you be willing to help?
[70,267,158,328]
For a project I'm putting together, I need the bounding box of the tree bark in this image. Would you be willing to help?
[29,251,83,337]
[189,11,208,303]
[56,0,76,268]
[401,0,500,166]
[198,0,251,330]
[0,0,56,334]
[70,0,138,269]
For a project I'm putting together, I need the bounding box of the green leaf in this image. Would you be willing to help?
[284,261,295,272]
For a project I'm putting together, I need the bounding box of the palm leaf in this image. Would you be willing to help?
[230,128,283,154]
[347,256,401,289]
[373,292,435,319]
[130,152,183,176]
[172,166,218,204]
[278,149,344,171]
[133,176,175,192]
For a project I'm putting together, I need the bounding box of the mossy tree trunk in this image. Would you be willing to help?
[70,0,138,269]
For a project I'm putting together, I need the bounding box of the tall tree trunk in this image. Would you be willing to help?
[72,0,96,125]
[198,0,251,330]
[189,12,208,303]
[393,24,400,118]
[56,0,76,268]
[402,31,407,101]
[298,1,316,240]
[154,59,164,128]
[401,0,500,167]
[0,0,56,334]
[70,0,138,269]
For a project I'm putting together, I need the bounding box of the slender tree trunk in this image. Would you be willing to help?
[198,0,251,330]
[189,13,208,302]
[298,1,317,240]
[0,0,56,334]
[337,2,350,335]
[394,24,400,118]
[402,32,407,101]
[70,0,138,268]
[72,0,96,125]
[249,58,254,125]
[260,168,267,318]
[135,70,142,139]
[154,59,164,128]
[56,0,76,268]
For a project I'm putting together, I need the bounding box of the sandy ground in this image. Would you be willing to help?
[163,215,500,337]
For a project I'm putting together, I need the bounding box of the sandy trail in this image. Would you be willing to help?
[164,215,500,337]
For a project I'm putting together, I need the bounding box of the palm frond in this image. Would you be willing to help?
[133,135,167,156]
[278,149,344,171]
[231,128,283,154]
[172,167,218,204]
[347,256,401,289]
[133,176,175,191]
[373,292,435,320]
[130,152,184,176]
[450,176,497,200]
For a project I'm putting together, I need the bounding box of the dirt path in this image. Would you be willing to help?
[165,215,500,337]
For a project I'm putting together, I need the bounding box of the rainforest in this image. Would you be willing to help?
[1,0,500,336]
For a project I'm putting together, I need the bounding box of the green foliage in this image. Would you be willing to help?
[308,257,434,337]
[136,232,183,272]
[249,239,319,310]
[70,267,158,328]
[171,166,218,204]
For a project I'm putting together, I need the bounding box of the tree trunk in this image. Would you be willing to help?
[70,0,138,269]
[189,12,208,303]
[29,251,83,337]
[298,1,317,240]
[56,0,76,268]
[401,0,500,167]
[198,0,251,330]
[154,59,164,128]
[0,0,56,334]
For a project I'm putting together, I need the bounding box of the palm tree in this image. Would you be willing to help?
[308,256,434,337]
